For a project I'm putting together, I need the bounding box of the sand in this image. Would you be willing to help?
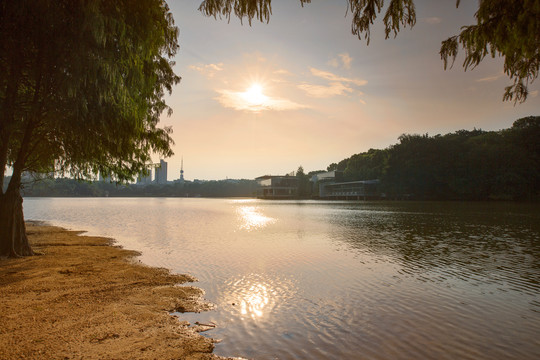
[0,222,237,360]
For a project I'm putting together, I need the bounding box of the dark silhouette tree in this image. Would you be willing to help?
[328,117,540,201]
[295,166,311,198]
[0,0,179,257]
[198,0,539,104]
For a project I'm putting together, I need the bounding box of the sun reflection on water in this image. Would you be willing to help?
[236,205,275,231]
[240,283,270,318]
[223,274,296,320]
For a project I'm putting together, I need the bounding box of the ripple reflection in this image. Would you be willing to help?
[236,205,276,231]
[222,274,296,320]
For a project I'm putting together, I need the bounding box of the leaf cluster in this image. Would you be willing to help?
[0,0,180,190]
[440,0,540,103]
[198,0,274,25]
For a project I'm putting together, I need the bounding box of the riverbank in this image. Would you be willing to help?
[0,222,233,359]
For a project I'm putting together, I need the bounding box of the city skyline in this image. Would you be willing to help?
[159,1,537,181]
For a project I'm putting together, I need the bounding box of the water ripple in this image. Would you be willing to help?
[23,198,540,360]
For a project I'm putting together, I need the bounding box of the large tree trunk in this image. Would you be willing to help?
[0,187,33,257]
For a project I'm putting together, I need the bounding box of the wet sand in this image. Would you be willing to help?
[0,222,234,359]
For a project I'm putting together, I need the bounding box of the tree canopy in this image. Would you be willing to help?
[198,0,539,104]
[325,116,540,201]
[0,0,179,256]
[1,0,178,184]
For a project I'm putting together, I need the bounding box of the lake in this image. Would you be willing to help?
[23,198,540,359]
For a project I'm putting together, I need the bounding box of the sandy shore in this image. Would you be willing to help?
[0,222,235,360]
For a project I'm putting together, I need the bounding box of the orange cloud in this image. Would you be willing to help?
[298,82,354,98]
[310,68,367,86]
[189,63,224,78]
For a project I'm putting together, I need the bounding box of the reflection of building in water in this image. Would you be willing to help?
[312,170,380,200]
[255,174,298,199]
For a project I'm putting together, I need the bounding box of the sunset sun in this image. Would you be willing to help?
[242,83,268,106]
[216,81,305,113]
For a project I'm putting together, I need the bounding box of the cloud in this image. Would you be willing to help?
[328,58,339,68]
[530,90,539,98]
[297,67,367,98]
[424,17,442,24]
[310,68,367,86]
[328,53,353,69]
[215,89,307,112]
[338,53,353,69]
[298,82,354,98]
[476,72,504,82]
[273,69,293,76]
[189,63,224,78]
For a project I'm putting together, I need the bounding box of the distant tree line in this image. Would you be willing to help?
[16,178,257,198]
[13,116,540,201]
[324,116,540,201]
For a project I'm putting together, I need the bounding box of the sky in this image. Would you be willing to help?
[158,0,539,181]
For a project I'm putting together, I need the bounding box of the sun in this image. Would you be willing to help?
[242,83,268,106]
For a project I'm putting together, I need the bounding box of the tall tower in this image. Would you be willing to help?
[180,156,184,181]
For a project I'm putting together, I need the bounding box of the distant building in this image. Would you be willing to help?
[136,167,152,185]
[154,159,168,184]
[312,170,380,199]
[320,179,380,199]
[255,175,298,199]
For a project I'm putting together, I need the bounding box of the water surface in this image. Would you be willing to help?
[24,198,540,359]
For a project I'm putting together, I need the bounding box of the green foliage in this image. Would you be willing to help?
[22,179,258,198]
[0,0,179,191]
[348,0,416,45]
[295,165,311,198]
[326,159,349,172]
[199,0,274,25]
[440,0,540,103]
[198,0,538,103]
[331,117,540,201]
[343,148,388,181]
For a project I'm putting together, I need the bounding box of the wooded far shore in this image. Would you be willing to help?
[7,116,540,201]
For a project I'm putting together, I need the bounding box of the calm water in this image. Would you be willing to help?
[23,198,540,359]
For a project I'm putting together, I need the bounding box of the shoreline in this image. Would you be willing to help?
[0,222,234,359]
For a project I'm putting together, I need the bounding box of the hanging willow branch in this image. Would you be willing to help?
[440,0,539,104]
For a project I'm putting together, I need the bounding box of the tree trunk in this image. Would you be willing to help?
[0,187,33,257]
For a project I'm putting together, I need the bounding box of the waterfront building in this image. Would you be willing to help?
[255,175,299,199]
[320,179,380,199]
[312,170,380,199]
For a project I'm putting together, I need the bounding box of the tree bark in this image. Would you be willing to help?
[0,185,33,258]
